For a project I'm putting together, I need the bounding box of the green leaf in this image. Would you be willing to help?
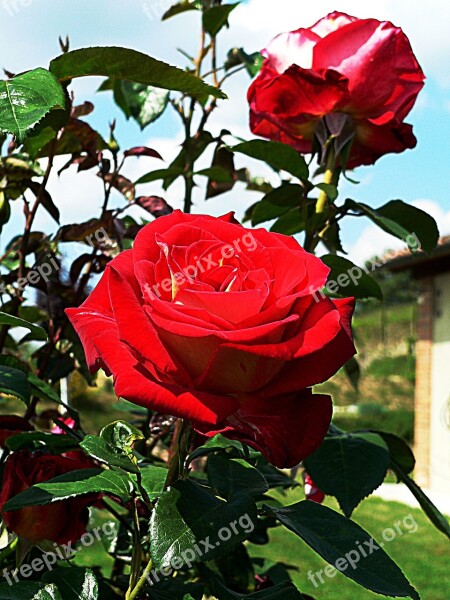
[251,184,301,226]
[212,578,303,599]
[265,501,419,599]
[27,373,80,427]
[112,81,169,130]
[0,354,29,373]
[187,434,246,465]
[139,464,168,500]
[21,85,71,159]
[343,356,361,390]
[207,455,268,500]
[231,140,308,180]
[195,166,233,182]
[320,254,383,300]
[253,456,297,489]
[43,567,98,600]
[162,1,202,20]
[369,431,415,475]
[304,433,390,517]
[50,47,225,99]
[0,582,62,600]
[162,130,215,190]
[0,310,47,340]
[0,365,30,403]
[224,48,264,78]
[344,199,439,253]
[0,68,66,142]
[316,182,338,202]
[390,460,450,539]
[203,3,240,37]
[6,431,77,453]
[135,167,184,185]
[100,420,143,454]
[80,435,139,473]
[270,208,305,236]
[149,479,257,569]
[2,469,133,512]
[27,373,60,403]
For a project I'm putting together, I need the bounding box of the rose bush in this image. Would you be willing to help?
[0,451,100,545]
[67,210,355,467]
[248,11,425,168]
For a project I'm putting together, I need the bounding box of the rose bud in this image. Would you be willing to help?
[66,211,355,468]
[303,472,325,504]
[0,416,34,449]
[0,451,101,545]
[248,11,424,168]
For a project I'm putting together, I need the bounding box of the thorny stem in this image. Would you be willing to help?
[315,146,337,215]
[304,148,340,253]
[180,21,230,213]
[315,167,334,214]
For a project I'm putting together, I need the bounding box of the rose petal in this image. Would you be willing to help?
[198,390,332,468]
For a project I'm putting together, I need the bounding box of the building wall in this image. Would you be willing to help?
[414,277,433,487]
[429,272,450,492]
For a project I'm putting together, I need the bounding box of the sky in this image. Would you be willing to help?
[1,0,449,264]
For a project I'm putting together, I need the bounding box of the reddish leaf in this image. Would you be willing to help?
[124,146,163,160]
[70,253,93,285]
[71,101,94,118]
[99,173,135,201]
[206,145,236,198]
[136,196,173,217]
[28,181,60,224]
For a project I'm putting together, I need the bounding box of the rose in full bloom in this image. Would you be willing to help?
[248,11,424,168]
[67,211,355,467]
[0,416,34,449]
[0,451,100,544]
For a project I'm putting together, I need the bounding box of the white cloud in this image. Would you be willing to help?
[2,0,450,256]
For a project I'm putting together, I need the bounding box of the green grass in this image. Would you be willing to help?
[366,354,415,384]
[248,495,449,600]
[333,408,414,444]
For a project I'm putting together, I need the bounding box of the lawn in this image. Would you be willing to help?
[75,493,448,599]
[248,494,449,600]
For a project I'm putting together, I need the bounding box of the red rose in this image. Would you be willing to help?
[0,451,100,544]
[248,11,424,168]
[0,416,34,449]
[303,472,325,504]
[66,211,355,467]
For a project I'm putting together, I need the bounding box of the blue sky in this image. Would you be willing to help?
[1,0,449,263]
